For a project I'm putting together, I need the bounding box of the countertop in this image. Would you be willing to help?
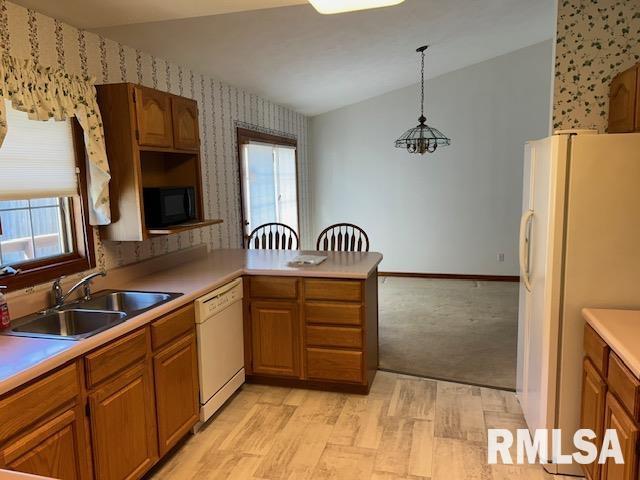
[0,248,382,396]
[583,308,640,378]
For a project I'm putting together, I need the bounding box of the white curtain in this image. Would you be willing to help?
[0,54,111,225]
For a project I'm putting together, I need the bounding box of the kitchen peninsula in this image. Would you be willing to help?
[0,247,381,480]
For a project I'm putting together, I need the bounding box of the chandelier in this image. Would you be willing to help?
[394,45,451,155]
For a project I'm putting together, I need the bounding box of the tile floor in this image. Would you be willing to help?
[149,371,576,479]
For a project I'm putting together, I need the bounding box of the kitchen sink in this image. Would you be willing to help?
[9,309,127,340]
[76,291,180,314]
[2,290,182,341]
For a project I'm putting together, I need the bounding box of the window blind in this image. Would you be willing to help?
[0,100,78,200]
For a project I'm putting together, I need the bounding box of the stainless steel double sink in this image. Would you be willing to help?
[3,290,182,341]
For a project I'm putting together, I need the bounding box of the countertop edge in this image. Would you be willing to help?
[582,308,640,378]
[0,257,382,396]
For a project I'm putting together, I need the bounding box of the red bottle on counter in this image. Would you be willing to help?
[0,286,10,329]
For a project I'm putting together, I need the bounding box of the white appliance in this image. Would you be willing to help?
[517,131,640,475]
[195,278,245,425]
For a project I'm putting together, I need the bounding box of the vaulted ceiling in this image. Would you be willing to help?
[13,0,556,115]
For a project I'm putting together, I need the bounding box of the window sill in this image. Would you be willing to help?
[0,254,95,292]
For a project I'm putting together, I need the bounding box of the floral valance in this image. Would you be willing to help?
[0,54,111,225]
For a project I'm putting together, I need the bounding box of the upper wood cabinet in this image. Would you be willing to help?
[171,96,200,151]
[96,83,221,241]
[608,64,639,133]
[134,86,174,148]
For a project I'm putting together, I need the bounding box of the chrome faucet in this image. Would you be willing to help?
[51,271,107,308]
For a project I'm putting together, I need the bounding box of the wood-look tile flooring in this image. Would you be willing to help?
[149,371,570,480]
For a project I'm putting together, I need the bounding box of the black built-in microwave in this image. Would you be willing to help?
[143,187,197,228]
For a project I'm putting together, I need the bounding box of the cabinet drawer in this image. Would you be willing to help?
[305,302,362,326]
[304,279,362,302]
[306,325,362,349]
[151,304,195,351]
[85,328,148,388]
[607,353,640,421]
[306,348,363,383]
[584,324,609,376]
[250,277,298,299]
[0,364,78,442]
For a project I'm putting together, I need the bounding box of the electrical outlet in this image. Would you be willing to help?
[497,253,505,262]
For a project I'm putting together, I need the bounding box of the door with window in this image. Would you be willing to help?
[238,129,299,244]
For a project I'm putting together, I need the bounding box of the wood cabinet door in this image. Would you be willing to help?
[89,362,158,480]
[608,67,637,133]
[580,358,607,480]
[171,96,200,151]
[2,409,87,480]
[134,86,174,148]
[601,392,638,480]
[153,332,199,456]
[251,301,300,377]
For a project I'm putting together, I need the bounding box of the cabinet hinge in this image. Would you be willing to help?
[132,90,136,104]
[85,402,90,417]
[135,130,140,141]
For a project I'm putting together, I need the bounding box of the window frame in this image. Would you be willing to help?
[236,127,299,246]
[1,119,96,291]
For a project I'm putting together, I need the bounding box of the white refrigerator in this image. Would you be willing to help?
[517,131,640,475]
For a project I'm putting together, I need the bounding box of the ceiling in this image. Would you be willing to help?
[15,0,556,115]
[12,0,309,28]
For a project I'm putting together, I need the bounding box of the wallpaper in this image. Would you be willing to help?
[0,0,310,281]
[553,0,640,131]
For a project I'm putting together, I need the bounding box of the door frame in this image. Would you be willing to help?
[236,127,300,246]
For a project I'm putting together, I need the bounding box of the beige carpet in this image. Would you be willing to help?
[378,277,519,390]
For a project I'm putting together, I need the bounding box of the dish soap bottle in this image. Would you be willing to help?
[0,286,10,329]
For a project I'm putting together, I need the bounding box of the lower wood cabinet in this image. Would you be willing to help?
[0,303,200,480]
[250,300,300,377]
[601,392,638,480]
[581,324,640,480]
[580,358,607,480]
[88,361,158,480]
[2,408,86,480]
[245,273,378,393]
[153,331,199,456]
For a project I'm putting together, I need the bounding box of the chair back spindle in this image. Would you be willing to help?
[316,223,369,252]
[247,223,299,250]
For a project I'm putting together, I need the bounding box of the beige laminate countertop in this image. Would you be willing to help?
[0,248,382,396]
[583,308,640,378]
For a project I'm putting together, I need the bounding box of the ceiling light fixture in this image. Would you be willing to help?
[395,45,451,155]
[308,0,405,15]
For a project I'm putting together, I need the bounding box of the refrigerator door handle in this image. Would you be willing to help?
[519,209,534,292]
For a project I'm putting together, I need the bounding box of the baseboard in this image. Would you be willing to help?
[378,271,520,282]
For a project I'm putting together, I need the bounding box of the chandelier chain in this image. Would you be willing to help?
[420,49,425,119]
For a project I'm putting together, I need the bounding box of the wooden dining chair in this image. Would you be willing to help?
[246,223,299,250]
[316,223,370,252]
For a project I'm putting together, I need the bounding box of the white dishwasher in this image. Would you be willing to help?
[195,277,245,425]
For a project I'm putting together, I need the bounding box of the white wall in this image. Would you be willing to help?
[310,41,553,275]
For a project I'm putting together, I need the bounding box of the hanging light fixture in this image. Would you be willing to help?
[308,0,405,15]
[395,45,451,155]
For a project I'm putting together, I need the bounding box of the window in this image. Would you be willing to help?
[237,129,299,241]
[0,102,95,290]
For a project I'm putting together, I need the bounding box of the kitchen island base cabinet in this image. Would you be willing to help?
[250,301,300,378]
[245,271,378,393]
